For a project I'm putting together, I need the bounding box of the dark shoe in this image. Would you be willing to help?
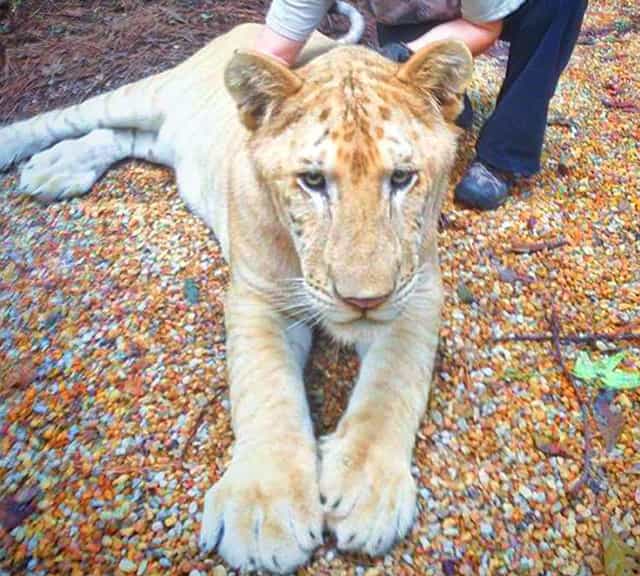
[455,93,474,130]
[454,161,510,210]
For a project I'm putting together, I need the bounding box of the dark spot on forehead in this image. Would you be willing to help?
[351,148,368,182]
[318,108,330,122]
[379,106,391,120]
[349,141,381,184]
[337,148,350,162]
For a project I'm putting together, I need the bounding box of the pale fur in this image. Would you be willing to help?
[0,24,472,574]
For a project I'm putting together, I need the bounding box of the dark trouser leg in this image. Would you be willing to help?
[477,0,588,175]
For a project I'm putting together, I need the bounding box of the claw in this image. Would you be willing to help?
[213,522,225,552]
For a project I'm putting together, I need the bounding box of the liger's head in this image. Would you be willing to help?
[225,41,472,341]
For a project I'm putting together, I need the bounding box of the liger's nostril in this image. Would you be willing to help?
[341,293,391,311]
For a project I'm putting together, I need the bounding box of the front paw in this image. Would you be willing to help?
[200,448,323,573]
[319,432,417,556]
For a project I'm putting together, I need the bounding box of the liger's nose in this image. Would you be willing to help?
[339,293,391,311]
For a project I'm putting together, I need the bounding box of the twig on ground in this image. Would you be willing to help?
[157,6,189,26]
[548,306,603,496]
[601,98,640,112]
[547,114,577,129]
[494,331,640,345]
[567,415,597,496]
[507,237,568,254]
[180,402,211,460]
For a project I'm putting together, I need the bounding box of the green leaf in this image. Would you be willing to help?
[603,370,640,390]
[600,352,626,376]
[183,278,200,305]
[456,282,475,305]
[573,351,598,381]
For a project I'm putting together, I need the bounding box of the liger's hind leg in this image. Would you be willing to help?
[18,128,172,203]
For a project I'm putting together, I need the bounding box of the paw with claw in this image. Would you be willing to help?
[319,428,417,556]
[200,447,323,574]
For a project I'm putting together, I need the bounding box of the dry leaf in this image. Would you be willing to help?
[0,487,39,531]
[1,362,36,398]
[533,433,572,459]
[594,389,625,452]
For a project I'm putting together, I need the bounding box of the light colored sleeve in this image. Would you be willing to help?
[461,0,525,23]
[266,0,335,42]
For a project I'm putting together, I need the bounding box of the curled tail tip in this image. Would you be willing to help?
[331,1,366,45]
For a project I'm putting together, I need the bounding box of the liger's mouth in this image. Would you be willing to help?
[329,306,397,325]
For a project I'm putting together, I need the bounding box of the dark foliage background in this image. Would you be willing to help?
[0,0,376,124]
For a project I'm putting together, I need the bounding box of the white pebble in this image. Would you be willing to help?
[519,485,533,500]
[480,522,494,538]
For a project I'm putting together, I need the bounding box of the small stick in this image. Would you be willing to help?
[494,332,640,344]
[548,306,597,496]
[601,98,640,112]
[180,390,223,460]
[507,238,568,254]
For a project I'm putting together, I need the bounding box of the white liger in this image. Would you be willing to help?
[0,15,472,575]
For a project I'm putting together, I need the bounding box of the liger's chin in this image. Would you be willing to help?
[322,314,396,346]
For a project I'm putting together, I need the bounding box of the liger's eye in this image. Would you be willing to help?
[298,171,327,194]
[390,169,416,191]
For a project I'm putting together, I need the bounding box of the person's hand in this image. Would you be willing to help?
[254,26,304,67]
[378,42,413,63]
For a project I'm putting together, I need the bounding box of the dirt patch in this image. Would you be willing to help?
[0,0,376,124]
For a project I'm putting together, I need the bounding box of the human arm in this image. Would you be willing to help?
[254,26,306,67]
[406,17,503,57]
[256,0,334,66]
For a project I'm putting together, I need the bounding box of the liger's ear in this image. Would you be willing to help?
[396,40,473,123]
[224,51,303,130]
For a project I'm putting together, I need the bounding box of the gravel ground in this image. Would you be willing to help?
[1,0,639,575]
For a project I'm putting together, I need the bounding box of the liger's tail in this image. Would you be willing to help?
[332,1,366,45]
[0,72,170,172]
